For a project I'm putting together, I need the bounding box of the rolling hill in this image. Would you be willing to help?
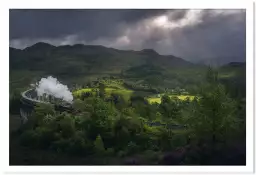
[9,42,245,96]
[10,43,198,88]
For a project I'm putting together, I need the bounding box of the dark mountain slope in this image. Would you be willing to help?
[10,43,196,76]
[10,43,244,95]
[218,62,246,98]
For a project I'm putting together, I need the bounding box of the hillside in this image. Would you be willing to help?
[10,42,195,73]
[218,62,246,98]
[9,43,246,166]
[10,42,199,90]
[9,42,245,97]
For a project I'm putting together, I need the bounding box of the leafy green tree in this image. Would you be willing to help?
[99,83,106,98]
[155,112,163,122]
[19,129,39,147]
[9,91,21,114]
[127,141,139,154]
[161,95,171,104]
[34,126,55,148]
[72,99,93,113]
[157,127,173,151]
[159,96,180,119]
[184,68,240,151]
[94,135,105,154]
[53,112,76,138]
[206,67,219,84]
[67,131,91,155]
[33,103,55,125]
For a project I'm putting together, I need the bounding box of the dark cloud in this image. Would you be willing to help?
[165,10,246,60]
[9,9,166,40]
[9,9,246,63]
[167,10,187,21]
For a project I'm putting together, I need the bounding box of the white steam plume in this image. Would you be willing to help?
[35,76,73,103]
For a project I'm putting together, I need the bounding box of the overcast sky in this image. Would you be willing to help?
[9,9,246,62]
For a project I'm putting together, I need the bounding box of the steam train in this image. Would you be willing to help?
[20,89,73,123]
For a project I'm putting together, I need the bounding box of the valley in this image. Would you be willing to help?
[9,43,246,165]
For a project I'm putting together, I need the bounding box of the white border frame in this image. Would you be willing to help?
[1,0,254,174]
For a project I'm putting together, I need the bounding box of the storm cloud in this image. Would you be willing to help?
[9,9,246,62]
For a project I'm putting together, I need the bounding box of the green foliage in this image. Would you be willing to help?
[9,91,21,114]
[19,129,39,147]
[105,148,115,156]
[117,150,127,157]
[159,96,181,119]
[9,42,246,165]
[33,103,55,124]
[171,133,188,148]
[99,83,106,98]
[72,99,91,112]
[58,113,76,138]
[34,126,55,148]
[94,135,105,154]
[127,141,139,154]
[184,69,240,146]
[161,95,171,104]
[67,132,90,155]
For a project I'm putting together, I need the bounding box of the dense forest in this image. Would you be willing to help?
[9,43,246,165]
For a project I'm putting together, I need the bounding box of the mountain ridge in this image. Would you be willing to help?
[10,42,180,60]
[9,42,195,73]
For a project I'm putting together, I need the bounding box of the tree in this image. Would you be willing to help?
[206,67,218,84]
[81,92,92,100]
[94,135,105,154]
[33,103,55,125]
[99,83,106,98]
[110,93,119,105]
[159,95,181,119]
[72,99,93,113]
[10,91,21,114]
[58,113,76,138]
[161,95,171,104]
[184,68,240,152]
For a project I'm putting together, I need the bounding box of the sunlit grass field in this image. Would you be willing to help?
[73,87,133,101]
[147,95,195,104]
[73,88,92,96]
[73,85,195,104]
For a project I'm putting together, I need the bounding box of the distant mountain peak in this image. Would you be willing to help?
[24,42,56,51]
[227,62,245,66]
[58,43,109,50]
[9,47,21,51]
[222,62,246,68]
[140,49,159,55]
